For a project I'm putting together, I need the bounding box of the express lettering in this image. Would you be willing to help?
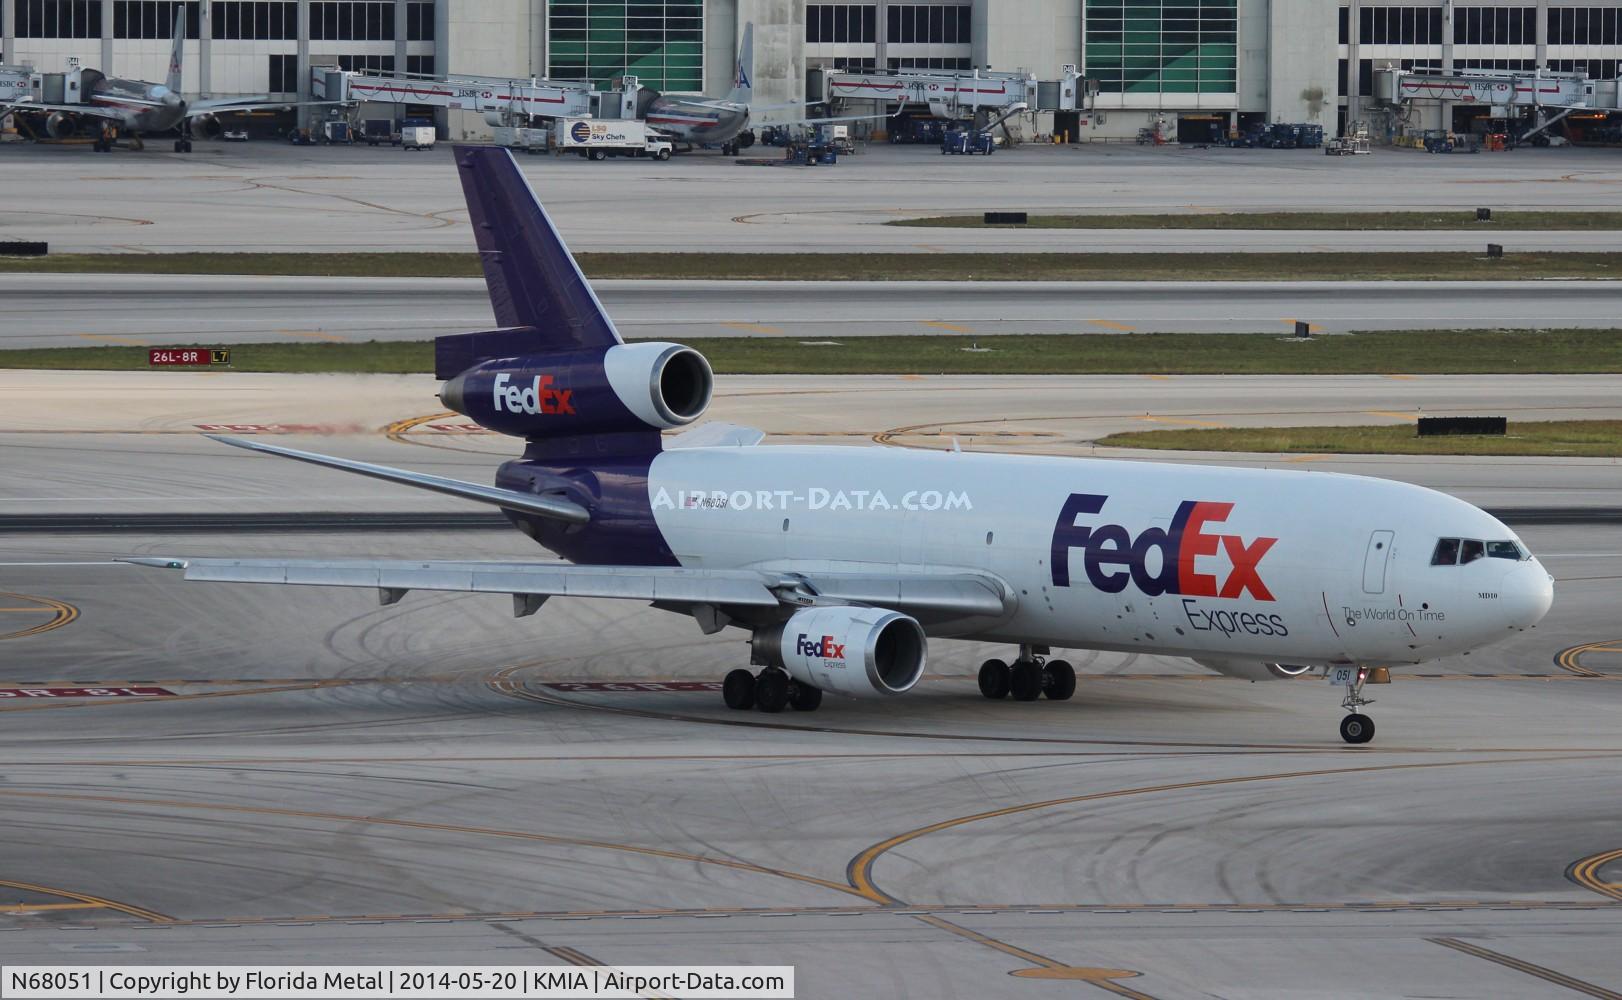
[796,633,845,660]
[1183,600,1289,637]
[492,372,575,416]
[1051,493,1277,601]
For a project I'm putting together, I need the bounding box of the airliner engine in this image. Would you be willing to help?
[1194,658,1315,681]
[753,607,927,698]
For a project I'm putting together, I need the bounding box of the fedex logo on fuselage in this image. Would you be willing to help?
[796,633,845,660]
[492,372,575,416]
[1051,493,1278,601]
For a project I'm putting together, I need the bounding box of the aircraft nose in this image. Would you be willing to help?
[1501,559,1554,630]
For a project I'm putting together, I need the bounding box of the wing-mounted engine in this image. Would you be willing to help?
[1194,658,1315,681]
[635,86,662,118]
[190,112,221,138]
[439,341,713,438]
[45,112,79,138]
[752,606,927,698]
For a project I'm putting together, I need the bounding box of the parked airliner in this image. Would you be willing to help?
[129,146,1554,744]
[2,7,328,151]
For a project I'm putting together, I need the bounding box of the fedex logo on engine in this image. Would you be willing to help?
[796,634,846,660]
[492,372,576,416]
[1051,493,1278,601]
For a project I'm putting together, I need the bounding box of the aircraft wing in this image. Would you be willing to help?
[204,434,590,524]
[1,101,126,121]
[184,99,348,117]
[119,557,1012,624]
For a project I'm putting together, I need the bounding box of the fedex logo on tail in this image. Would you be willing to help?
[1051,493,1278,601]
[797,634,845,660]
[492,372,575,416]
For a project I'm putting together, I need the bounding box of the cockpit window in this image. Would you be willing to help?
[1434,537,1526,565]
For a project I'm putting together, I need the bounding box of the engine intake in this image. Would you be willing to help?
[753,606,927,699]
[1194,658,1315,681]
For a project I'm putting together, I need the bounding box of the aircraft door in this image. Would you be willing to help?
[1362,530,1395,594]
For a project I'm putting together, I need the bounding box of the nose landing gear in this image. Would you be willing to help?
[1337,666,1378,744]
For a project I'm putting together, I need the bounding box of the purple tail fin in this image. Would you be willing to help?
[453,144,622,350]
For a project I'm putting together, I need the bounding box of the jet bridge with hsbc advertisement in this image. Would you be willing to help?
[1375,68,1622,144]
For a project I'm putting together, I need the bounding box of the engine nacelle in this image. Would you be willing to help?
[1194,658,1315,682]
[439,341,712,438]
[753,607,927,699]
[45,112,78,138]
[191,113,221,139]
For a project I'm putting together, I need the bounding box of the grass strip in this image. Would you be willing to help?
[4,251,1622,281]
[1096,420,1622,458]
[3,329,1620,375]
[890,211,1622,231]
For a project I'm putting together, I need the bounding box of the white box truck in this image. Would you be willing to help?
[556,118,673,160]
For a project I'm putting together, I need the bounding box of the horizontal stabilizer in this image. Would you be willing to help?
[205,435,590,524]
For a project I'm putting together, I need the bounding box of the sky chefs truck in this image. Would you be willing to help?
[556,117,673,160]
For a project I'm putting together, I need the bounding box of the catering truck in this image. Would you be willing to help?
[555,117,673,160]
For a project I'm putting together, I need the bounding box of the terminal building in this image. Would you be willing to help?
[6,1,1622,141]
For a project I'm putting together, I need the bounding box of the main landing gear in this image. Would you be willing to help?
[1338,666,1377,744]
[723,668,822,714]
[978,645,1075,702]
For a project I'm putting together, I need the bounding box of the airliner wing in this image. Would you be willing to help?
[1,101,125,121]
[184,99,347,117]
[205,434,590,524]
[118,558,1013,623]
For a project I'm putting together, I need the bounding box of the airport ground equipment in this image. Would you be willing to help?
[493,126,549,154]
[556,117,673,160]
[402,124,436,150]
[362,119,398,146]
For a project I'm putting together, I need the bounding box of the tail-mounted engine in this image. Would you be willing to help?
[439,341,713,438]
[752,606,927,699]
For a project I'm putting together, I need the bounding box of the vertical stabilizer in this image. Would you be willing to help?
[727,22,754,104]
[452,145,623,350]
[166,4,184,92]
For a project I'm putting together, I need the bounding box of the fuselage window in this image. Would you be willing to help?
[1486,541,1523,560]
[1460,539,1485,564]
[1431,538,1460,565]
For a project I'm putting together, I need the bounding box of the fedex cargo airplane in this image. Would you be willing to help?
[128,147,1554,744]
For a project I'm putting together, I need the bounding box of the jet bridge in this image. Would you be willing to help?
[1375,67,1622,144]
[817,65,1087,120]
[312,68,605,123]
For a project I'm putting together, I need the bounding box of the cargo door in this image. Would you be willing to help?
[1362,530,1395,594]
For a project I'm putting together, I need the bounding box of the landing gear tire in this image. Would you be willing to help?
[755,670,790,714]
[788,682,823,712]
[183,140,193,152]
[173,140,184,153]
[722,668,756,711]
[1340,713,1375,744]
[129,135,144,152]
[977,659,1011,699]
[1042,660,1076,701]
[1010,660,1044,702]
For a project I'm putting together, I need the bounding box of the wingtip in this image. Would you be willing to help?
[118,557,189,570]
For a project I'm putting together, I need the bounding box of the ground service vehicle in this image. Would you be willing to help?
[556,117,673,160]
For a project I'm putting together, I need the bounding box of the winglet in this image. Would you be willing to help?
[452,145,622,349]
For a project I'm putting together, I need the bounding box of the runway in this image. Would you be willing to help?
[1,370,1621,994]
[6,274,1621,346]
[5,140,1622,255]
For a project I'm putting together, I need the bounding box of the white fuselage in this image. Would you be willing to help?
[645,446,1552,668]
